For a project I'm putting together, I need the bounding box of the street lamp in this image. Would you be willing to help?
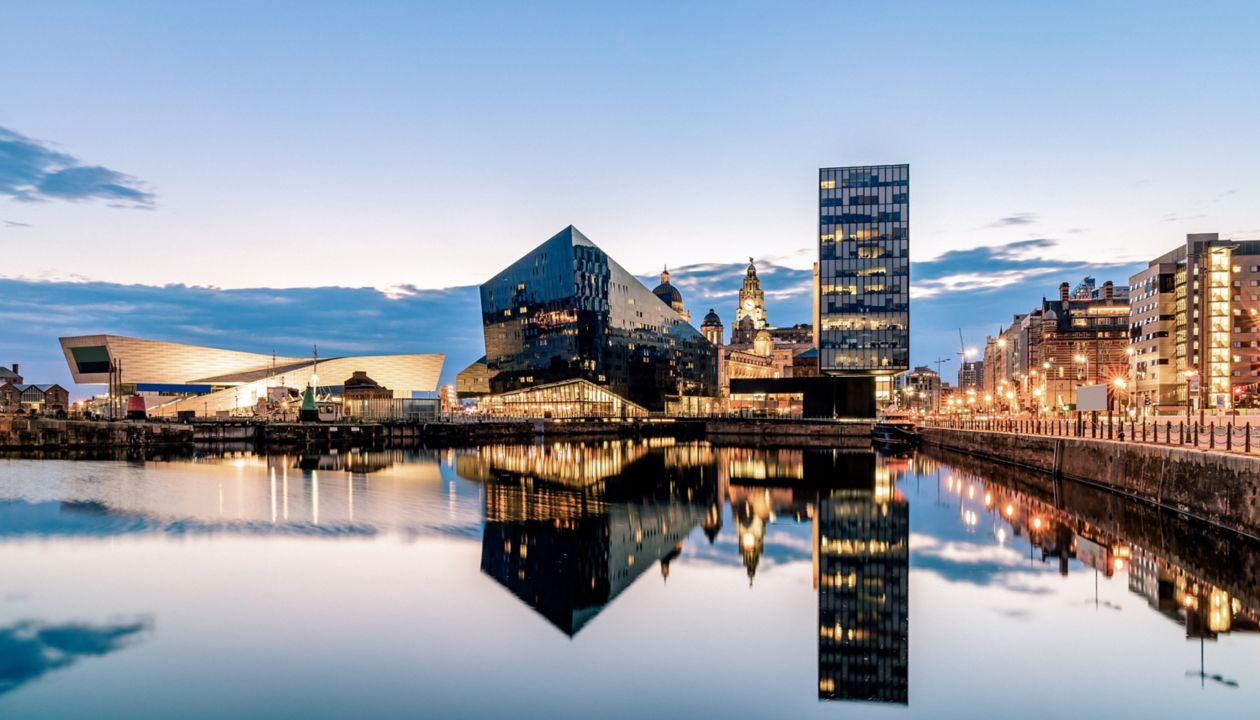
[1184,368,1199,426]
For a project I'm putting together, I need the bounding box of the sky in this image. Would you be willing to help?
[2,1,1258,394]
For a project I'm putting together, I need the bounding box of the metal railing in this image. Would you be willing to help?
[925,416,1260,455]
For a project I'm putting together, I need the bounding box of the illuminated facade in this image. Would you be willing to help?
[818,164,910,407]
[468,225,717,413]
[468,444,714,636]
[705,261,819,411]
[59,334,443,417]
[981,278,1131,412]
[817,468,909,704]
[1128,233,1260,413]
[473,378,647,419]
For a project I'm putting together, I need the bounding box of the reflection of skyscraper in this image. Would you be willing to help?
[478,452,714,636]
[817,482,909,704]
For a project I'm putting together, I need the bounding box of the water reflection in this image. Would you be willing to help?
[2,441,1260,716]
[473,449,711,636]
[0,619,152,695]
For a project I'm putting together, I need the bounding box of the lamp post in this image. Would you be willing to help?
[1112,376,1127,437]
[1184,368,1198,426]
[1042,360,1053,414]
[1124,346,1137,417]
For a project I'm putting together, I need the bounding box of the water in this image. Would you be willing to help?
[2,441,1258,719]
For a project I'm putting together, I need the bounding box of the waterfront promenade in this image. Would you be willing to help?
[921,423,1260,540]
[929,415,1260,456]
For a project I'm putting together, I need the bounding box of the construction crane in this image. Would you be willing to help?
[931,356,952,413]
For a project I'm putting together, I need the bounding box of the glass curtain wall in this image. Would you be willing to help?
[818,165,910,376]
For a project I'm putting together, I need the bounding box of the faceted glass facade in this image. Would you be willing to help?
[477,378,648,419]
[479,226,718,412]
[818,164,910,374]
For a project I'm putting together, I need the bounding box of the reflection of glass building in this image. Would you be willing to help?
[817,478,909,704]
[463,225,717,413]
[476,451,713,635]
[818,165,910,404]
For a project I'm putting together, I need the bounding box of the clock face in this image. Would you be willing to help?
[743,299,754,311]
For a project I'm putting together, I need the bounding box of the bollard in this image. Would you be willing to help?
[1227,423,1233,451]
[1179,422,1184,445]
[1210,423,1215,450]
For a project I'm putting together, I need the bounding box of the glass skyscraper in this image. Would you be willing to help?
[818,165,910,387]
[472,225,718,412]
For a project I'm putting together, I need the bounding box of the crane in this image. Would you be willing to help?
[931,356,952,414]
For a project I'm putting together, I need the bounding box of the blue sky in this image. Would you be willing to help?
[1,1,1257,393]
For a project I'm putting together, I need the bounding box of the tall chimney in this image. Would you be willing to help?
[1103,280,1114,299]
[1059,282,1069,302]
[11,363,17,376]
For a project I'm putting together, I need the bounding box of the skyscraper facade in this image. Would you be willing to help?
[817,165,910,404]
[469,225,718,413]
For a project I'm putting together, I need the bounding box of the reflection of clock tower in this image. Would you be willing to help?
[732,258,767,345]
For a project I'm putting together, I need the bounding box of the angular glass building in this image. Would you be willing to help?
[818,165,910,401]
[470,225,717,413]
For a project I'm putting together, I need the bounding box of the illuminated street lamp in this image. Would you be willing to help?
[1184,368,1199,425]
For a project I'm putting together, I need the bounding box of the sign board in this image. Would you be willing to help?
[1189,375,1201,394]
[1076,384,1108,412]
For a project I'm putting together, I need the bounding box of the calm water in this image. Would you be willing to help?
[2,441,1259,719]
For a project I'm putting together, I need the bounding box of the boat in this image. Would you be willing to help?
[871,414,921,449]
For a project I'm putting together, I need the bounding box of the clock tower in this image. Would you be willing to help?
[732,258,767,345]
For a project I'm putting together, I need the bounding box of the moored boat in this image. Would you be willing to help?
[871,416,921,448]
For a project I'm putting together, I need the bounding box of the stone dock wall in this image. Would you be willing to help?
[922,427,1260,539]
[705,420,872,447]
[2,417,871,451]
[0,417,193,450]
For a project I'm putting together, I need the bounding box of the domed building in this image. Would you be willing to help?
[651,266,690,322]
[700,308,724,347]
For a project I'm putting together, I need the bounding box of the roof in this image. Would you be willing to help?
[8,384,63,393]
[701,308,722,326]
[0,367,20,380]
[651,282,682,306]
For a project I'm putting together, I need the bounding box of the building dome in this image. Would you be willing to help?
[652,281,683,308]
[651,266,689,321]
[343,370,381,388]
[746,258,757,277]
[701,308,722,327]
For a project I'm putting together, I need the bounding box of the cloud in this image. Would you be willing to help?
[911,238,1132,300]
[0,277,484,396]
[0,127,154,207]
[637,259,814,326]
[2,219,31,228]
[0,618,153,695]
[987,212,1037,228]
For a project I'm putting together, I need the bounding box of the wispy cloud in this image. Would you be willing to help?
[911,239,1131,300]
[2,219,31,228]
[638,259,814,323]
[0,127,154,207]
[986,212,1037,228]
[0,278,483,394]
